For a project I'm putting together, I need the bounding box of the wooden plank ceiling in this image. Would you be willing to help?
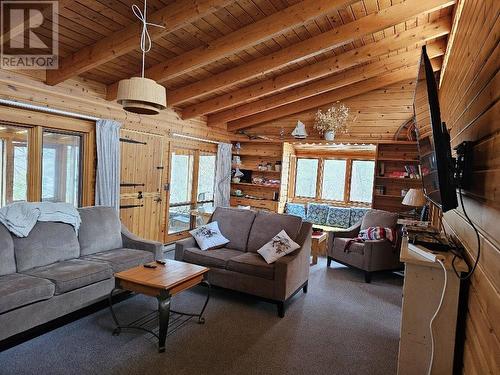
[41,0,456,135]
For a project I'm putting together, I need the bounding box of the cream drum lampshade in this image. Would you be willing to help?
[402,188,427,207]
[116,77,167,115]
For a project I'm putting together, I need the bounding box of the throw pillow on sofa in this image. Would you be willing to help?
[257,230,300,264]
[326,206,350,228]
[190,221,229,251]
[305,203,329,225]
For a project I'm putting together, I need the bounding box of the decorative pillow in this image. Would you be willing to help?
[190,221,229,251]
[349,207,369,227]
[358,226,395,242]
[285,203,306,219]
[257,230,300,264]
[326,206,351,228]
[305,203,329,225]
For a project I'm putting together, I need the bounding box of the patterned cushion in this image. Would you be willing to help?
[350,207,369,226]
[326,207,351,228]
[285,203,306,219]
[305,203,329,225]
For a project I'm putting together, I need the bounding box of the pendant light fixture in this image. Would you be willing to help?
[117,0,166,115]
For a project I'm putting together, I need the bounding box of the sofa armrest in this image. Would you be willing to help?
[327,222,361,250]
[121,224,163,260]
[274,223,312,301]
[175,237,198,261]
[362,240,401,272]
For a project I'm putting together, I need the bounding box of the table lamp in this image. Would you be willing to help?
[402,188,428,220]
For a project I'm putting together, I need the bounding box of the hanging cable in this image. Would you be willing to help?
[131,0,165,78]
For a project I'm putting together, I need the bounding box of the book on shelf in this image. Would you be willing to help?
[374,185,386,195]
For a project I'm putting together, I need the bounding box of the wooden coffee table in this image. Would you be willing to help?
[108,259,210,353]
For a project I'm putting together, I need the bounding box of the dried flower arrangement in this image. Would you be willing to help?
[313,102,350,137]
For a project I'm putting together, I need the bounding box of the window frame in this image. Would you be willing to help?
[292,156,375,207]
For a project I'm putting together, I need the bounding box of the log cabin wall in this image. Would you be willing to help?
[437,0,499,373]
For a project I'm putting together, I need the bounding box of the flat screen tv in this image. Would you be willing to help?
[414,46,458,213]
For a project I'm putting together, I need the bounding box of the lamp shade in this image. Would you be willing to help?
[402,188,427,207]
[117,77,166,115]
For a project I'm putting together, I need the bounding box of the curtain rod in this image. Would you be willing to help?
[0,99,223,145]
[0,98,100,121]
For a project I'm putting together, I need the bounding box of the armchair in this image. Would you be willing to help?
[326,209,402,283]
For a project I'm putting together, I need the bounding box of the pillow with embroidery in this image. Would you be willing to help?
[190,221,229,251]
[358,226,395,242]
[257,230,300,264]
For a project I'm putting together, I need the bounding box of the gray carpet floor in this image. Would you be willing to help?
[0,255,403,375]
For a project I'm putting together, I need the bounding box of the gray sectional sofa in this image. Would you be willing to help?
[0,206,162,341]
[175,207,312,317]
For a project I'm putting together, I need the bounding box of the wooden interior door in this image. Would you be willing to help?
[119,129,165,242]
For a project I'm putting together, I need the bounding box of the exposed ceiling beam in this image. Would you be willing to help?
[46,0,233,85]
[106,0,356,99]
[209,40,446,126]
[167,0,455,106]
[182,19,451,119]
[1,0,73,46]
[439,0,465,87]
[226,57,442,132]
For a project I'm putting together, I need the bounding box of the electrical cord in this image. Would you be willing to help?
[427,258,448,375]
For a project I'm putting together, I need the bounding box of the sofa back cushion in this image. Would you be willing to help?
[326,206,351,228]
[350,207,369,226]
[305,203,329,225]
[210,207,256,251]
[247,211,302,253]
[13,222,80,272]
[361,209,398,230]
[0,223,15,275]
[78,206,123,255]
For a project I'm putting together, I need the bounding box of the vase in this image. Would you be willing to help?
[324,130,335,141]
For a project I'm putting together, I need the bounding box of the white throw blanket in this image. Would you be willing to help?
[0,202,81,237]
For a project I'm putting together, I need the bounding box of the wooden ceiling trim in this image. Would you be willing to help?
[166,0,455,106]
[46,0,233,85]
[105,0,357,98]
[181,18,451,119]
[207,40,446,126]
[226,58,442,132]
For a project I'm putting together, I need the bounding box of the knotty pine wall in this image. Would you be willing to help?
[248,80,416,142]
[438,0,499,373]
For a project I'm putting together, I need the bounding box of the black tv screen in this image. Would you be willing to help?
[414,46,458,213]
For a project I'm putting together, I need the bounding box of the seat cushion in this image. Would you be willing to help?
[247,211,302,253]
[227,252,275,280]
[183,247,242,269]
[23,259,113,295]
[0,273,55,314]
[210,207,256,251]
[334,238,365,255]
[83,248,154,272]
[350,207,369,227]
[285,203,306,219]
[78,207,123,256]
[305,203,330,225]
[13,222,80,272]
[361,209,398,230]
[0,223,15,276]
[326,207,351,228]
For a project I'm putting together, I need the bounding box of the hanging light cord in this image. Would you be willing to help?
[132,0,165,78]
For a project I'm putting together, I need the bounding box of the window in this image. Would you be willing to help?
[321,159,347,201]
[0,125,29,206]
[292,156,375,205]
[350,160,375,203]
[294,158,319,198]
[197,153,216,206]
[42,131,82,206]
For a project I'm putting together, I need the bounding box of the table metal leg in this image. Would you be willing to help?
[169,280,211,324]
[157,293,171,353]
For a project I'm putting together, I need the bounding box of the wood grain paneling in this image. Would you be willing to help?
[438,1,500,374]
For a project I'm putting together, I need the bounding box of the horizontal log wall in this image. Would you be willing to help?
[438,0,499,373]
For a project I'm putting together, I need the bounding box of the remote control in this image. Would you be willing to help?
[143,263,157,269]
[156,260,166,265]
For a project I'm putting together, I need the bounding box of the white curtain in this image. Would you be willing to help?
[214,143,232,207]
[95,119,122,210]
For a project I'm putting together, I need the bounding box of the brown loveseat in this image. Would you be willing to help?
[175,207,312,317]
[326,209,402,283]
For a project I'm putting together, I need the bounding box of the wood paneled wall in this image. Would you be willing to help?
[438,1,499,373]
[247,80,416,142]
